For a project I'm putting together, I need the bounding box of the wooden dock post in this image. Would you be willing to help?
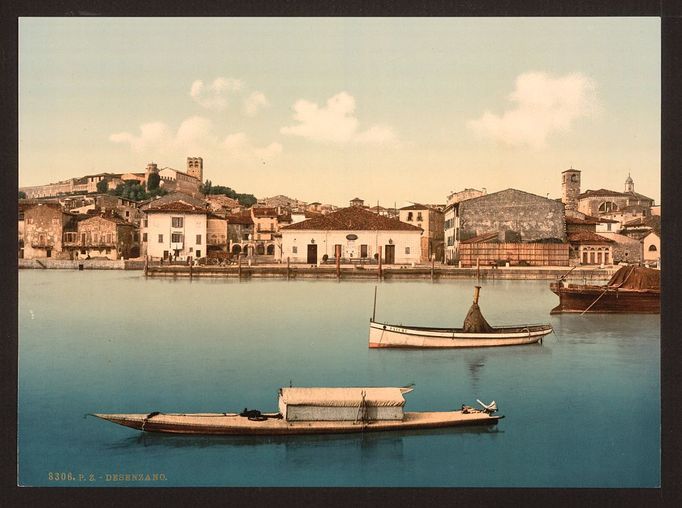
[287,256,290,280]
[335,244,341,280]
[189,256,193,279]
[476,257,480,280]
[431,255,435,282]
[238,254,242,280]
[378,246,383,281]
[144,255,148,276]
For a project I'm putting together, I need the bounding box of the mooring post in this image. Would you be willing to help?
[431,255,435,282]
[189,256,193,279]
[287,256,290,280]
[476,257,480,280]
[238,254,242,280]
[335,244,341,280]
[378,246,383,281]
[144,255,148,276]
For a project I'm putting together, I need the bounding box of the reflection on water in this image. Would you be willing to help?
[107,423,503,451]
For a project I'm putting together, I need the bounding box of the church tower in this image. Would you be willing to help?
[625,173,634,193]
[186,157,203,182]
[561,167,581,211]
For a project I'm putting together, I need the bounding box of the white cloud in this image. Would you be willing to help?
[109,121,173,152]
[110,117,282,163]
[280,92,396,144]
[467,72,599,149]
[243,91,269,117]
[190,77,243,110]
[223,133,282,162]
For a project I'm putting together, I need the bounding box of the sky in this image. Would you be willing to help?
[18,17,660,207]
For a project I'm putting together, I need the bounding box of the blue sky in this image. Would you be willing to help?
[19,17,660,205]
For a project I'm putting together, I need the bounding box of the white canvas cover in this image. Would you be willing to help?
[279,387,407,408]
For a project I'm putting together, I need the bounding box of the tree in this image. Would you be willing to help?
[147,172,160,191]
[200,179,212,195]
[18,191,26,199]
[96,179,109,193]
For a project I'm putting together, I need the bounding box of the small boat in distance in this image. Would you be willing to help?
[91,386,503,435]
[549,265,660,314]
[369,286,553,348]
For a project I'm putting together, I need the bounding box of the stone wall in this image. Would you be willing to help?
[459,189,566,242]
[19,259,126,269]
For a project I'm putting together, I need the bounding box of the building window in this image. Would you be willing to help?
[172,233,183,243]
[158,234,163,243]
[606,223,612,231]
[407,212,413,221]
[292,246,298,254]
[143,233,147,242]
[648,245,657,252]
[106,233,112,244]
[417,212,423,221]
[171,217,184,228]
[405,247,410,254]
[196,234,202,245]
[195,250,201,258]
[143,219,148,228]
[125,211,130,218]
[360,244,368,258]
[598,201,618,213]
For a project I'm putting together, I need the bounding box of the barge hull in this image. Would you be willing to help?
[93,411,501,435]
[549,283,660,314]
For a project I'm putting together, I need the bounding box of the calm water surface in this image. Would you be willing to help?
[18,271,660,487]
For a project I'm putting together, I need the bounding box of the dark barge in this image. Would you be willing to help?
[549,265,660,314]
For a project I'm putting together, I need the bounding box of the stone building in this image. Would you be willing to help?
[575,173,654,219]
[225,211,254,256]
[445,188,565,263]
[565,216,614,265]
[65,215,139,260]
[280,206,423,265]
[251,207,279,255]
[22,202,78,259]
[398,204,444,262]
[206,213,228,258]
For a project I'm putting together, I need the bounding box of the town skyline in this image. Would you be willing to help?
[19,17,661,205]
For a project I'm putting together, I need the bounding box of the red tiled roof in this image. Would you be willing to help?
[281,206,423,232]
[226,212,254,225]
[460,232,499,244]
[400,203,428,211]
[567,231,614,244]
[252,207,278,218]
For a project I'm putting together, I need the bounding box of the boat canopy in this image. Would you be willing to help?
[607,265,660,290]
[279,387,407,407]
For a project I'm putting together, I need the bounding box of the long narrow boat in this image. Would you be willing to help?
[92,386,503,435]
[368,286,553,348]
[549,265,660,314]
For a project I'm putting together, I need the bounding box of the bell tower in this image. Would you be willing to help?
[186,157,203,181]
[561,167,581,211]
[625,173,634,193]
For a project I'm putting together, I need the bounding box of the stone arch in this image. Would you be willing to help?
[256,243,265,255]
[598,201,618,213]
[266,244,275,255]
[231,244,242,255]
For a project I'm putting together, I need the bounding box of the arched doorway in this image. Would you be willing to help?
[232,244,242,255]
[256,243,265,255]
[266,244,275,255]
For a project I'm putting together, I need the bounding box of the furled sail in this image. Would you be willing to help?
[462,286,494,333]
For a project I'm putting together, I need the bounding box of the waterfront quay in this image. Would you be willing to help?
[143,262,616,281]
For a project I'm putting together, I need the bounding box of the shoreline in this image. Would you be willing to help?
[18,258,618,281]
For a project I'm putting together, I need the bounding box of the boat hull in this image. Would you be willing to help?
[549,282,660,314]
[368,320,552,348]
[92,411,502,435]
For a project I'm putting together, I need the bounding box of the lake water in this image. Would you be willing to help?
[17,270,660,487]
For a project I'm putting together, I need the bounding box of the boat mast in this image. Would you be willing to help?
[372,285,378,321]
